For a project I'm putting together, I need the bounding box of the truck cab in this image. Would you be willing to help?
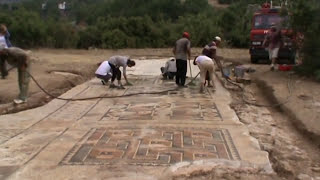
[249,3,296,64]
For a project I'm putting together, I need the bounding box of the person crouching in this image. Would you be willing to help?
[95,60,113,86]
[160,58,177,80]
[193,55,216,93]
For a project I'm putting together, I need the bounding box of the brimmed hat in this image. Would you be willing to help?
[215,36,221,42]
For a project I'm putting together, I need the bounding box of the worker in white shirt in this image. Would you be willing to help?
[108,55,136,89]
[95,60,113,86]
[193,55,216,93]
[160,58,177,80]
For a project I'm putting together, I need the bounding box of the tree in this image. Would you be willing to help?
[289,0,320,79]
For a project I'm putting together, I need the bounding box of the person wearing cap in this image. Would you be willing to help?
[173,32,191,87]
[202,36,223,86]
[0,45,31,104]
[160,57,177,80]
[263,23,282,71]
[107,55,136,89]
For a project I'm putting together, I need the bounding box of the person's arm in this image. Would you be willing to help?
[5,31,10,38]
[172,46,176,55]
[187,48,191,60]
[193,56,197,65]
[123,66,128,83]
[123,65,132,85]
[164,61,169,73]
[187,41,191,60]
[262,33,269,48]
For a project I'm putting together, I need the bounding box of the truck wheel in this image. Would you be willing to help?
[251,57,258,64]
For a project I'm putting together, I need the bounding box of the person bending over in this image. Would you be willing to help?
[108,55,136,89]
[0,45,31,104]
[193,55,216,93]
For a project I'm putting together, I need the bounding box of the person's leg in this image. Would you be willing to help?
[160,67,165,74]
[109,63,117,84]
[180,60,187,86]
[17,63,31,102]
[270,48,279,71]
[115,68,124,89]
[0,58,8,79]
[96,74,111,84]
[268,48,274,71]
[168,72,174,80]
[172,72,176,80]
[206,71,212,87]
[176,59,182,85]
[272,47,279,68]
[198,63,206,93]
[207,62,216,90]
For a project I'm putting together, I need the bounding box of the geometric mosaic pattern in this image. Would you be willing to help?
[60,127,240,166]
[100,102,222,121]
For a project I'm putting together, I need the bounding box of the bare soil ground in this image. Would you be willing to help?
[0,48,319,179]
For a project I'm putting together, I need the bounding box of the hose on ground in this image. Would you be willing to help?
[27,71,200,101]
[28,66,292,107]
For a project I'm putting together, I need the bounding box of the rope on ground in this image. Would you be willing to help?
[27,71,200,101]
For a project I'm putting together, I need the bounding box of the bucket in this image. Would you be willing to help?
[234,65,246,78]
[222,67,231,77]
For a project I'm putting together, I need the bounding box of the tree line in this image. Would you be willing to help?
[0,0,318,79]
[0,0,260,49]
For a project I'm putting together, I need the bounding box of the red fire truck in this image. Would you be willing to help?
[249,3,296,64]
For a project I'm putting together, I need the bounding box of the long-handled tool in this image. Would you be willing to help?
[188,59,196,86]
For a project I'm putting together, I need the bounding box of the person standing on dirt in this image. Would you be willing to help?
[0,24,12,79]
[108,55,136,89]
[173,32,191,87]
[0,45,31,104]
[202,36,224,85]
[263,23,282,71]
[193,55,216,93]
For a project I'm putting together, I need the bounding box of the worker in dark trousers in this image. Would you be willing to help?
[0,45,31,104]
[173,32,191,87]
[108,55,136,89]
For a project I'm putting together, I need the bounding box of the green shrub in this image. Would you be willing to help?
[290,0,320,77]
